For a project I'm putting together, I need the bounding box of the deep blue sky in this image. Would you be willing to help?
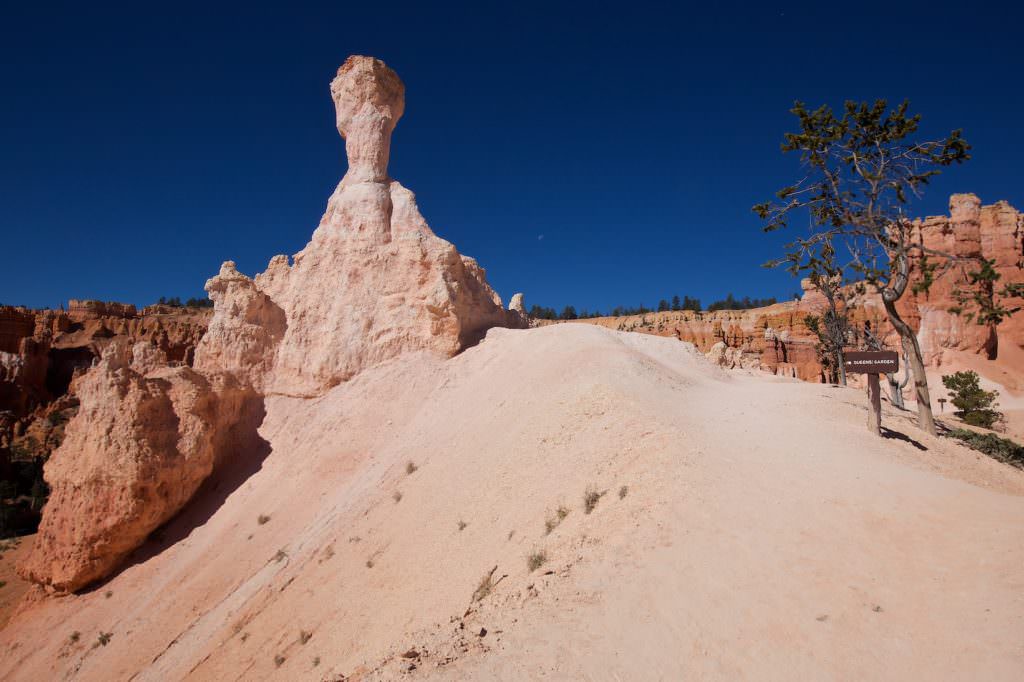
[2,1,1022,312]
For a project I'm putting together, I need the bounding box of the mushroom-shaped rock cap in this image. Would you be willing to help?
[949,193,981,222]
[331,56,405,184]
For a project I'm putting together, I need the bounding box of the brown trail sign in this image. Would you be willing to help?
[844,351,900,436]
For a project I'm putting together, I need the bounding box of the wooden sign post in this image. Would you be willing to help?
[843,351,899,436]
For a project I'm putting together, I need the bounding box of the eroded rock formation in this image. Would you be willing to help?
[17,341,260,591]
[910,194,1024,363]
[18,55,525,590]
[575,195,1023,383]
[193,262,285,391]
[238,56,524,397]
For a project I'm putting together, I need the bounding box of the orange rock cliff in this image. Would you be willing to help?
[568,194,1023,383]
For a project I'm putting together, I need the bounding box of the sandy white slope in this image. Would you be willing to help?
[1,324,1022,681]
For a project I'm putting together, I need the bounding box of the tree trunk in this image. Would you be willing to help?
[882,298,937,435]
[886,372,905,409]
[837,348,847,386]
[887,344,912,410]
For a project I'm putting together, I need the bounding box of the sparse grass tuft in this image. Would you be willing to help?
[97,632,112,647]
[472,566,498,602]
[299,630,312,645]
[406,461,418,475]
[527,550,548,572]
[618,485,628,500]
[544,505,570,535]
[274,654,286,668]
[458,520,467,531]
[393,491,403,503]
[258,514,271,525]
[584,487,606,514]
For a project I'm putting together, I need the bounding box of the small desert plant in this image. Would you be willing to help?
[257,514,271,525]
[0,581,6,589]
[472,566,498,602]
[97,632,113,647]
[618,485,628,500]
[458,520,467,531]
[274,549,287,563]
[945,428,1024,469]
[406,461,418,475]
[105,590,112,599]
[274,654,286,668]
[366,558,374,568]
[583,487,606,514]
[942,371,1003,429]
[527,549,548,572]
[313,656,320,667]
[544,505,570,535]
[393,491,403,503]
[69,631,80,643]
[299,630,312,645]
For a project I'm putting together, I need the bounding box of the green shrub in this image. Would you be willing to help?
[942,371,1003,429]
[946,429,1024,470]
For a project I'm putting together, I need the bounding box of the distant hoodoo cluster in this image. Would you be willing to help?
[18,56,527,591]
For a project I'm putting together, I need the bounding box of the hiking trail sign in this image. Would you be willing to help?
[843,351,899,436]
[843,351,899,375]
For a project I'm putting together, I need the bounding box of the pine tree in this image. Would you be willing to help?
[756,99,970,435]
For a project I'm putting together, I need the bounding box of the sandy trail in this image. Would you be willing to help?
[1,324,1022,680]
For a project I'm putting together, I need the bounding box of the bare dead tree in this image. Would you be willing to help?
[786,239,853,385]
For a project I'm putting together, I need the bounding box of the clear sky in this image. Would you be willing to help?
[2,1,1022,312]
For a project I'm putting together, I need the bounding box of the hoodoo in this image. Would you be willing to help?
[234,55,527,397]
[18,55,526,591]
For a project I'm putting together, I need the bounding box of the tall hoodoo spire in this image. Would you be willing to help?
[331,55,405,185]
[18,56,526,593]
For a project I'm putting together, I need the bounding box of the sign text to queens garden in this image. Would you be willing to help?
[843,351,899,375]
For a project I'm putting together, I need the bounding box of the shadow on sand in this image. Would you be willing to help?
[881,426,928,451]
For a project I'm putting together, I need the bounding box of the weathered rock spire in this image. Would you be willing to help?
[332,55,405,185]
[19,55,527,592]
